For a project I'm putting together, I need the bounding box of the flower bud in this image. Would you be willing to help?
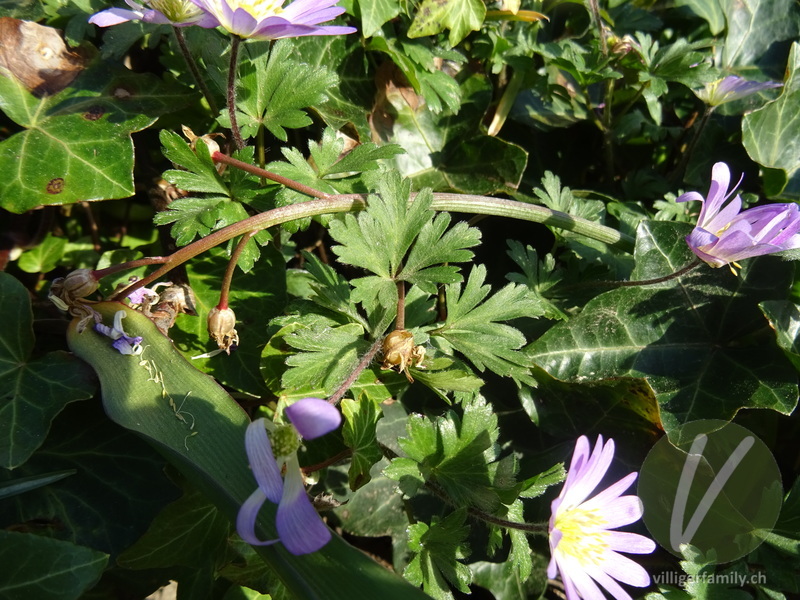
[207,306,239,354]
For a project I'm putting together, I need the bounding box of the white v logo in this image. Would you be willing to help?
[669,433,754,552]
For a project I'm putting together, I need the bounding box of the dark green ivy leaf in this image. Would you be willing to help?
[527,221,799,438]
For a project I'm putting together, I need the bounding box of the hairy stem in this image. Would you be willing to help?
[212,152,333,199]
[395,280,405,330]
[173,27,218,115]
[327,337,384,405]
[93,256,168,281]
[218,232,256,309]
[227,35,244,150]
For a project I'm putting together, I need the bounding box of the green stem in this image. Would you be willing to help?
[108,196,366,301]
[173,26,218,115]
[109,192,634,302]
[227,35,244,150]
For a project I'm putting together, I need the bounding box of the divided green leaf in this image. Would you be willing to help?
[431,265,543,383]
[404,509,472,599]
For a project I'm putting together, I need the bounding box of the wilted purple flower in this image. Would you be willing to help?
[548,435,656,600]
[677,162,800,268]
[696,76,782,107]
[237,397,341,555]
[189,0,356,39]
[94,310,144,355]
[89,0,218,27]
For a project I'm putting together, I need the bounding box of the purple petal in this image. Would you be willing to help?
[580,472,638,511]
[245,418,283,503]
[276,455,332,555]
[595,495,645,529]
[606,531,658,554]
[582,563,636,600]
[112,335,143,355]
[236,487,282,546]
[285,398,341,440]
[561,436,615,509]
[251,22,355,39]
[562,558,612,600]
[126,286,157,305]
[230,7,259,36]
[596,551,653,587]
[89,8,141,26]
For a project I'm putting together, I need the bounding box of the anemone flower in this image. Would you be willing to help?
[677,162,800,268]
[237,397,341,555]
[94,310,144,355]
[548,435,656,600]
[696,75,782,107]
[89,0,218,27]
[188,0,357,39]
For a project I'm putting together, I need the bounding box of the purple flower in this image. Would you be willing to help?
[677,162,800,268]
[93,310,144,355]
[189,0,356,39]
[237,397,341,555]
[548,435,656,600]
[696,76,782,107]
[89,0,219,27]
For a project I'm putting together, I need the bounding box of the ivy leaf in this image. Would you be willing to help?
[372,73,527,194]
[527,221,799,438]
[0,274,95,469]
[117,487,229,569]
[290,35,376,140]
[408,0,486,46]
[0,61,189,213]
[227,40,337,142]
[432,265,542,383]
[0,531,107,600]
[386,397,514,512]
[355,0,402,37]
[341,397,383,490]
[404,509,472,599]
[366,36,464,114]
[16,234,68,274]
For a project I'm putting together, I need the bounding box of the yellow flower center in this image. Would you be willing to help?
[553,506,610,566]
[149,0,203,22]
[226,0,284,19]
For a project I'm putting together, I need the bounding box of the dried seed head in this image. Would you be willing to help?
[207,306,239,354]
[53,268,99,300]
[381,329,426,382]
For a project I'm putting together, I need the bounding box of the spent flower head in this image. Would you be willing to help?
[677,162,800,268]
[696,75,782,107]
[89,0,218,27]
[237,397,341,555]
[548,435,656,600]
[188,0,356,39]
